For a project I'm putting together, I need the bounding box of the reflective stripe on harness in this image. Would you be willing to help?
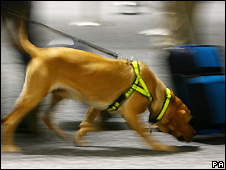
[149,88,171,123]
[106,61,152,112]
[106,61,172,124]
[130,61,153,102]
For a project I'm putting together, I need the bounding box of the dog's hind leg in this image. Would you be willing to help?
[42,91,73,142]
[1,91,49,152]
[1,66,51,152]
[74,107,101,146]
[1,111,15,125]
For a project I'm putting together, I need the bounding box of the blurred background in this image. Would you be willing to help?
[1,1,225,169]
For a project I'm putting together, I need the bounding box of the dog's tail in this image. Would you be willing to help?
[19,21,40,58]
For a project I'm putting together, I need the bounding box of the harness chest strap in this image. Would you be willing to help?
[106,61,171,123]
[106,61,152,112]
[130,61,153,102]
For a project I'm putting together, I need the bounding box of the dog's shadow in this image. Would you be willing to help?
[21,145,199,157]
[13,129,200,157]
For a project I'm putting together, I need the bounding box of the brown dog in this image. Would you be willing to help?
[1,22,195,152]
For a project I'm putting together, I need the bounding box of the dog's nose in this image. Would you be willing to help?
[178,136,184,141]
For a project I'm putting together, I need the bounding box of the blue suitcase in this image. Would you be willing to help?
[168,45,225,134]
[168,45,225,76]
[187,75,225,125]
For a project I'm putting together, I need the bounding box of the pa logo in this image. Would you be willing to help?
[212,161,224,168]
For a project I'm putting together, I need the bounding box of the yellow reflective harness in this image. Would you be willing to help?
[106,61,171,123]
[149,88,171,123]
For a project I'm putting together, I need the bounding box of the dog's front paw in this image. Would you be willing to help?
[74,132,88,147]
[74,137,88,147]
[152,144,177,152]
[1,145,22,153]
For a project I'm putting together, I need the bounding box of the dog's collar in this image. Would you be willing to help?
[106,61,152,111]
[149,88,171,123]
